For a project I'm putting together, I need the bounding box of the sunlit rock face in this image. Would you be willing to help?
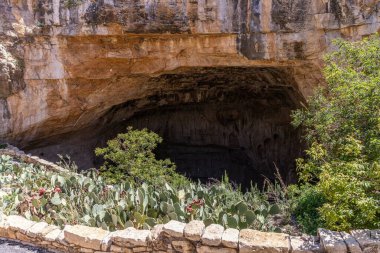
[0,0,379,185]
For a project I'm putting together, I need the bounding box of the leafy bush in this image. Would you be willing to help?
[95,127,188,187]
[0,155,286,232]
[292,35,380,231]
[288,184,325,234]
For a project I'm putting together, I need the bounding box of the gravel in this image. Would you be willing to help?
[0,238,55,253]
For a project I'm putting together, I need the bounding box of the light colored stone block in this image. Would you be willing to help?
[239,229,290,253]
[27,222,49,238]
[222,228,239,248]
[341,232,362,253]
[290,236,323,253]
[35,224,60,238]
[318,228,347,253]
[112,227,151,247]
[63,225,110,250]
[44,228,62,242]
[184,220,205,241]
[101,231,114,251]
[201,224,224,246]
[151,224,164,240]
[371,230,380,240]
[0,215,10,237]
[163,220,186,237]
[7,215,36,233]
[351,229,380,252]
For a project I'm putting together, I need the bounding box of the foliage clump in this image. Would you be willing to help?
[292,35,380,231]
[95,127,188,187]
[0,155,286,232]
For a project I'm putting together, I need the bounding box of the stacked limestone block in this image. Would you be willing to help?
[1,213,377,253]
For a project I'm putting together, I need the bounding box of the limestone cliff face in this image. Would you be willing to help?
[0,0,379,181]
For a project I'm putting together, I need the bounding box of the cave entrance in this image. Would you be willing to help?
[25,67,304,188]
[97,67,304,188]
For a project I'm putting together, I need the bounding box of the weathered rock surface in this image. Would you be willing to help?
[341,232,362,253]
[112,227,151,247]
[163,220,186,238]
[350,229,380,253]
[318,228,347,253]
[290,236,323,253]
[64,224,110,250]
[239,229,290,253]
[0,211,377,253]
[184,220,205,242]
[0,0,379,183]
[7,215,36,234]
[222,228,240,249]
[201,224,225,246]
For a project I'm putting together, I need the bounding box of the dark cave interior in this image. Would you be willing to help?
[25,67,305,188]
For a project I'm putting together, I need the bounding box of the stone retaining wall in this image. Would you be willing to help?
[0,145,379,253]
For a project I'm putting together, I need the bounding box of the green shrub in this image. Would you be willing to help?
[95,127,188,188]
[0,155,286,231]
[292,35,380,231]
[288,184,325,234]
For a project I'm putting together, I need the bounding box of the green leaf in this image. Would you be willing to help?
[227,215,238,228]
[257,214,265,224]
[125,220,134,228]
[269,204,281,215]
[168,212,178,221]
[245,210,255,226]
[32,199,39,208]
[236,201,248,214]
[40,198,47,207]
[51,193,61,205]
[204,218,213,227]
[145,218,156,227]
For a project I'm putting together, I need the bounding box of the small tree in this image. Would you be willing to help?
[95,127,189,187]
[292,35,380,231]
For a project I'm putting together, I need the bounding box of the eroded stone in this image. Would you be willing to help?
[184,220,205,241]
[290,236,323,253]
[163,220,186,238]
[341,232,362,253]
[101,231,115,251]
[64,225,110,250]
[7,215,36,234]
[318,228,347,253]
[112,227,151,247]
[0,215,9,238]
[222,228,239,249]
[239,229,290,253]
[350,229,380,252]
[26,221,49,238]
[151,224,164,240]
[44,228,62,242]
[201,224,224,246]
